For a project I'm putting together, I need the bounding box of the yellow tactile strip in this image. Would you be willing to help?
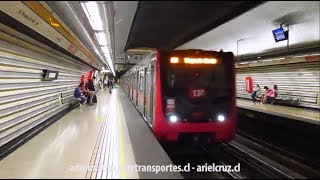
[84,90,140,179]
[85,105,112,179]
[85,92,128,179]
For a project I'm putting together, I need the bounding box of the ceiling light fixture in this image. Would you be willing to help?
[96,32,108,46]
[81,2,103,31]
[81,1,115,76]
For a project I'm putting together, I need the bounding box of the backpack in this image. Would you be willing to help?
[92,94,97,103]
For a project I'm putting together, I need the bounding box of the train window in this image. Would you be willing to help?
[136,72,139,89]
[166,66,229,91]
[139,69,144,91]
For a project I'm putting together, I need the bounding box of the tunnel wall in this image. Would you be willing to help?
[236,60,320,109]
[0,35,92,148]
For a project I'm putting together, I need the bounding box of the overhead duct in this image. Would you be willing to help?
[45,1,111,71]
[98,1,116,75]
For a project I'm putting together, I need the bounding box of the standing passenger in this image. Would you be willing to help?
[86,76,96,106]
[104,78,108,90]
[112,79,115,88]
[107,78,113,93]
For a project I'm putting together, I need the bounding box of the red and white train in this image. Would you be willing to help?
[120,49,237,144]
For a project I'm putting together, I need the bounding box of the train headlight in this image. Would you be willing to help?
[217,114,225,122]
[169,115,178,123]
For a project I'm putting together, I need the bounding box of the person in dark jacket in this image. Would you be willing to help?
[86,76,96,105]
[270,85,278,104]
[74,83,87,106]
[107,78,113,93]
[87,76,96,91]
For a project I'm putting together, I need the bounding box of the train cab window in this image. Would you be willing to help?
[168,74,176,88]
[161,53,234,123]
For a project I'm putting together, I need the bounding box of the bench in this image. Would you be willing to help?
[69,98,81,107]
[252,93,300,104]
[274,96,300,106]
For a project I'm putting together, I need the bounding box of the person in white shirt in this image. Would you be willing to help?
[251,84,261,102]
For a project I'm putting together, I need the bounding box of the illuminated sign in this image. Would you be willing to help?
[184,58,217,64]
[49,17,60,27]
[170,57,179,63]
[189,88,208,99]
[170,57,217,64]
[48,72,57,78]
[272,27,288,42]
[43,70,59,81]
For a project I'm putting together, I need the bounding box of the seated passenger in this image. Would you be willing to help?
[273,85,278,98]
[74,83,87,107]
[263,86,270,104]
[251,84,261,102]
[270,85,278,104]
[264,86,275,104]
[80,83,90,99]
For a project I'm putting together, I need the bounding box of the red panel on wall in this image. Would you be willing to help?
[245,76,253,93]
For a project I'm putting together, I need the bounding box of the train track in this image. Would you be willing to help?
[165,131,320,179]
[235,130,320,177]
[164,145,235,179]
[220,142,299,179]
[217,131,320,179]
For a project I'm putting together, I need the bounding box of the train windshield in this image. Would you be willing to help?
[161,53,234,122]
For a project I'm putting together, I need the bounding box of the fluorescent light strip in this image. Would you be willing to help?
[81,1,115,76]
[101,46,109,54]
[96,32,108,46]
[81,2,103,31]
[104,53,115,75]
[102,46,115,74]
[263,57,285,62]
[293,54,320,58]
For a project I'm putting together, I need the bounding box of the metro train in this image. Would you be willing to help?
[120,49,236,145]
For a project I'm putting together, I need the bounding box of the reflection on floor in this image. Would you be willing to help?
[0,89,139,179]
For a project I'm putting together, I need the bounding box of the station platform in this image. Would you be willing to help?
[236,98,320,125]
[0,88,182,179]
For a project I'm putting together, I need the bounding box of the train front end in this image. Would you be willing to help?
[154,50,237,145]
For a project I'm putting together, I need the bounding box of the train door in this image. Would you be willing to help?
[126,76,128,95]
[138,68,145,111]
[130,76,133,101]
[128,76,131,98]
[136,71,139,107]
[133,72,137,104]
[145,66,150,123]
[148,64,155,126]
[143,67,148,117]
[126,77,129,94]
